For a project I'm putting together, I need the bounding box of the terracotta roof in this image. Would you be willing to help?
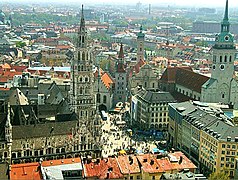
[175,68,209,93]
[136,154,163,173]
[11,65,28,72]
[10,162,42,180]
[42,157,81,167]
[160,66,192,83]
[101,72,114,89]
[117,155,140,174]
[0,87,10,91]
[0,63,11,69]
[133,59,146,74]
[168,151,197,171]
[84,158,123,179]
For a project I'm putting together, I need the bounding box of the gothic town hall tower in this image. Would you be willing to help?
[70,5,96,119]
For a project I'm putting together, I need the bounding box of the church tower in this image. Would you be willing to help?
[70,5,96,119]
[201,0,236,104]
[114,43,127,105]
[137,25,145,62]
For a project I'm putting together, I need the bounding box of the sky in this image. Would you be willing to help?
[2,0,238,8]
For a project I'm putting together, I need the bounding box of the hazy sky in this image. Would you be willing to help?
[2,0,238,8]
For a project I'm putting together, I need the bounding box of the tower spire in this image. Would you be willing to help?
[221,0,230,32]
[223,0,229,22]
[118,43,124,59]
[79,4,85,33]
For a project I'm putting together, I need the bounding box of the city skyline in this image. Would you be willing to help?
[1,0,238,8]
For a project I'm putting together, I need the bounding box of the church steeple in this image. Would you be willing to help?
[221,0,229,33]
[77,4,87,48]
[215,0,234,45]
[118,43,124,59]
[80,5,86,33]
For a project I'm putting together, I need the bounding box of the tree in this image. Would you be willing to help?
[16,41,26,48]
[208,169,230,180]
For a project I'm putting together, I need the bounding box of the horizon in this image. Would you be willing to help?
[1,0,238,8]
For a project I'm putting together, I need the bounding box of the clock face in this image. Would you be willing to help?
[224,35,230,41]
[220,64,225,70]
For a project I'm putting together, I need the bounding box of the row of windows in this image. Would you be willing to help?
[222,144,236,149]
[96,94,107,104]
[151,118,168,123]
[151,112,167,117]
[221,150,237,156]
[151,107,168,111]
[213,55,233,63]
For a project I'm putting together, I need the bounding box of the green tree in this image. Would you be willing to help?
[208,169,230,180]
[16,41,26,48]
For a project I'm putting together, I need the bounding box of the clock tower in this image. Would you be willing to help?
[202,0,237,104]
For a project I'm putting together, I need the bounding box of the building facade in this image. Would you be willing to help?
[129,63,159,91]
[168,100,238,178]
[201,0,238,105]
[131,87,176,130]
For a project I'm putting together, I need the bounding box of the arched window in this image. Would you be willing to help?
[82,52,85,61]
[85,76,88,82]
[103,95,107,104]
[230,56,232,62]
[79,87,83,94]
[224,55,227,62]
[222,94,225,99]
[220,56,222,62]
[79,77,82,82]
[213,55,216,63]
[97,94,101,103]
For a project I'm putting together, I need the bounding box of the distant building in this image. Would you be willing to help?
[131,87,176,130]
[192,21,238,34]
[129,63,159,91]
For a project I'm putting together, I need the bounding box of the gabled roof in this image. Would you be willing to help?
[117,155,140,174]
[12,120,77,139]
[136,89,176,103]
[101,72,114,90]
[9,88,29,106]
[10,162,42,180]
[175,68,209,93]
[84,158,123,179]
[160,66,192,83]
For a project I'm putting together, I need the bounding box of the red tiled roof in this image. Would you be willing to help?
[11,65,28,72]
[117,155,140,174]
[0,63,11,69]
[133,59,146,74]
[175,68,209,93]
[10,162,42,180]
[101,72,114,89]
[0,87,10,91]
[160,66,192,83]
[168,152,197,171]
[42,157,81,167]
[136,154,163,173]
[84,158,123,179]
